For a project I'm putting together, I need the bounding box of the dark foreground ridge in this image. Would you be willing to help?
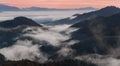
[0,60,97,66]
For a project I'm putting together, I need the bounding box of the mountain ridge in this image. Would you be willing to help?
[70,13,120,55]
[0,4,97,11]
[43,6,120,25]
[0,16,42,28]
[0,4,20,11]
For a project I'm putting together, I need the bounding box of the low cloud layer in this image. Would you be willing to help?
[0,40,48,63]
[0,24,120,66]
[0,24,78,63]
[75,54,120,66]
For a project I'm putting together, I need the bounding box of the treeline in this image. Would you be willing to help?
[0,59,97,66]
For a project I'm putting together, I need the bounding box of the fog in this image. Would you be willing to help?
[0,24,78,63]
[0,9,119,65]
[75,54,120,66]
[0,23,119,65]
[0,10,94,23]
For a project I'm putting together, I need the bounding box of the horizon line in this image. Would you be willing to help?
[0,3,119,9]
[3,3,118,9]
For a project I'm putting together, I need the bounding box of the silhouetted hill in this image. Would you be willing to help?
[44,6,120,25]
[0,17,42,28]
[0,4,20,11]
[70,13,120,55]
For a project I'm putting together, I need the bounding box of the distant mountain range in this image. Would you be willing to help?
[0,4,20,11]
[0,4,97,11]
[23,7,97,11]
[75,7,97,10]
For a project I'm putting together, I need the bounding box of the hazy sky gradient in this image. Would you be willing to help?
[0,0,119,8]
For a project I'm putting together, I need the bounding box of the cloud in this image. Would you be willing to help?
[57,47,74,57]
[0,40,48,63]
[0,24,78,63]
[22,24,78,47]
[75,54,120,66]
[48,24,71,32]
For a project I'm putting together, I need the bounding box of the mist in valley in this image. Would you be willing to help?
[0,7,120,66]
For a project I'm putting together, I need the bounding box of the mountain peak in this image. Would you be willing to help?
[14,16,33,21]
[101,6,119,10]
[105,6,118,8]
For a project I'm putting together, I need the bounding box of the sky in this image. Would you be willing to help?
[0,0,119,8]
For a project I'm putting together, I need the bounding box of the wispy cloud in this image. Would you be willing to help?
[0,24,78,62]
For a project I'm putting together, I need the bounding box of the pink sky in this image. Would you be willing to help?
[0,0,119,8]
